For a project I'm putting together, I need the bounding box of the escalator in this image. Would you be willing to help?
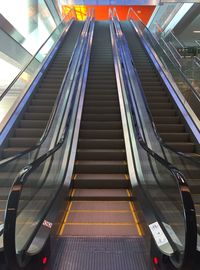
[121,21,199,157]
[113,19,200,266]
[1,21,83,158]
[2,18,199,270]
[0,21,83,243]
[57,21,148,269]
[121,20,200,220]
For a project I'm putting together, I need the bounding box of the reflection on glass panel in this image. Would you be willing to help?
[0,0,57,54]
[0,22,65,126]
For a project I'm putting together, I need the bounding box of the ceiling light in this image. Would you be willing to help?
[193,31,200,33]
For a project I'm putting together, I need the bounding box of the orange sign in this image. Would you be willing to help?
[62,5,155,25]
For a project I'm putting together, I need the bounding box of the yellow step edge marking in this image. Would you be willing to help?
[65,222,134,226]
[126,189,143,236]
[73,174,77,180]
[71,200,128,202]
[70,210,131,213]
[59,189,76,235]
[125,174,129,180]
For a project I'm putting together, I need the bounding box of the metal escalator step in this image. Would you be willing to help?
[82,114,120,121]
[67,211,133,223]
[85,90,117,95]
[39,81,62,87]
[153,116,180,124]
[157,124,185,132]
[42,77,63,82]
[34,93,57,99]
[84,101,119,107]
[159,133,190,142]
[31,99,55,106]
[138,70,157,74]
[71,188,130,201]
[88,71,115,75]
[85,95,118,101]
[36,86,59,95]
[90,67,115,71]
[77,149,126,160]
[24,113,50,120]
[167,142,195,153]
[44,71,65,76]
[148,103,172,109]
[87,74,115,78]
[8,137,38,147]
[83,107,120,114]
[80,121,121,130]
[15,128,43,137]
[140,76,159,81]
[151,109,177,116]
[28,106,53,113]
[86,80,116,86]
[79,129,123,139]
[141,81,162,86]
[73,174,130,189]
[86,84,117,90]
[71,201,131,211]
[146,96,169,102]
[74,160,128,174]
[144,91,166,96]
[78,139,124,149]
[61,225,139,236]
[20,120,47,128]
[47,66,67,71]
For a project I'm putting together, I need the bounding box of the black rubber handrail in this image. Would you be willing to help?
[127,8,200,102]
[122,14,200,166]
[111,14,197,270]
[3,16,94,270]
[0,19,80,167]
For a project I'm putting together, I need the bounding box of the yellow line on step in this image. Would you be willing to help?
[70,210,130,213]
[59,189,75,235]
[73,174,77,180]
[126,189,143,236]
[125,174,129,180]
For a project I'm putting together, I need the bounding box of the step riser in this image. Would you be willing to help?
[80,122,122,130]
[79,130,123,139]
[74,164,128,174]
[73,180,130,189]
[78,140,124,149]
[77,151,126,160]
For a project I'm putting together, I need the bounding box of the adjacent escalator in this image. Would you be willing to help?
[0,21,83,235]
[1,21,83,158]
[121,21,199,157]
[121,20,200,246]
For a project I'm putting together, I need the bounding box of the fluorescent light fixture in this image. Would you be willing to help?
[193,30,200,33]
